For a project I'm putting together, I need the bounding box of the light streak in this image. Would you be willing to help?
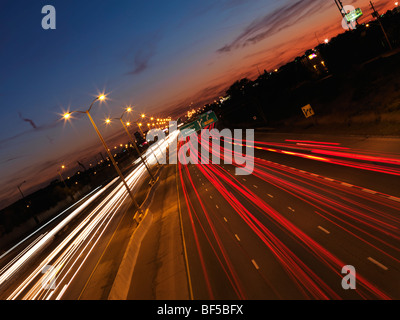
[1,132,176,300]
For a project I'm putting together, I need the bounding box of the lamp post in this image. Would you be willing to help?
[107,107,156,182]
[141,115,165,161]
[17,180,27,200]
[133,112,161,165]
[57,165,68,188]
[370,1,392,50]
[63,95,142,215]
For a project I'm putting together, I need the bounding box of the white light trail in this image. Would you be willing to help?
[1,132,176,300]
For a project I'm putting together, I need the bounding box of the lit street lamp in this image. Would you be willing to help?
[57,165,68,188]
[106,106,156,182]
[63,94,142,214]
[128,112,161,165]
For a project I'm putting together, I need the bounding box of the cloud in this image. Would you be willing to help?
[217,0,330,53]
[124,32,162,76]
[126,48,154,75]
[0,155,25,164]
[18,111,37,129]
[0,116,63,148]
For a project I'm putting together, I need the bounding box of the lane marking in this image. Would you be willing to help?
[341,182,353,187]
[251,259,259,270]
[176,164,194,300]
[235,234,241,242]
[324,177,334,181]
[388,196,400,202]
[367,257,388,271]
[362,189,376,194]
[318,226,330,234]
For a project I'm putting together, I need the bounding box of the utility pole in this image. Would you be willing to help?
[334,0,358,29]
[17,181,26,200]
[334,0,345,18]
[99,152,106,162]
[370,1,392,50]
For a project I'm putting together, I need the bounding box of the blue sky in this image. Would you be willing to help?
[0,0,394,209]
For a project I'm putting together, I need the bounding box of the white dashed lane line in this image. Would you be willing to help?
[367,257,388,271]
[318,226,330,234]
[251,259,260,270]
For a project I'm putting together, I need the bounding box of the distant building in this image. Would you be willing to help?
[300,49,329,79]
[134,131,145,145]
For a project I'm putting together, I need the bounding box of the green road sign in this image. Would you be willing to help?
[179,111,218,138]
[197,110,218,128]
[346,8,363,22]
[179,121,201,138]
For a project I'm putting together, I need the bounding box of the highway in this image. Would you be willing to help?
[129,129,400,300]
[0,133,175,300]
[1,128,399,300]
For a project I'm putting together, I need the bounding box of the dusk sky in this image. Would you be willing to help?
[0,0,395,209]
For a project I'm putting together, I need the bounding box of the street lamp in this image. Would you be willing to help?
[106,106,156,182]
[17,180,27,200]
[58,165,68,188]
[127,111,161,165]
[63,94,142,215]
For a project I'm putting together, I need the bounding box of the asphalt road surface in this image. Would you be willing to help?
[1,130,399,300]
[129,130,400,300]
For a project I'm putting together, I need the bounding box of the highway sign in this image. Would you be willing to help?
[197,110,218,128]
[302,104,315,118]
[179,121,201,138]
[179,111,218,138]
[345,8,363,22]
